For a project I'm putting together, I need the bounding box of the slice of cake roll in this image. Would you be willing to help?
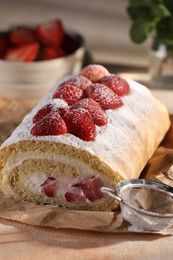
[0,64,170,211]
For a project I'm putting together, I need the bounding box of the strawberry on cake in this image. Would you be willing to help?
[0,64,170,211]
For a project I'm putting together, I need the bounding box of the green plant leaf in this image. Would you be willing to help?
[127,0,173,45]
[156,17,173,38]
[127,6,151,20]
[151,3,171,19]
[163,0,173,14]
[130,20,155,43]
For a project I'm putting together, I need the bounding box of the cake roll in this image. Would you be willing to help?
[0,64,170,211]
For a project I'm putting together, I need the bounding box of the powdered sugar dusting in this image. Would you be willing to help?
[49,98,69,109]
[53,84,83,105]
[1,77,169,179]
[85,83,123,110]
[99,74,130,96]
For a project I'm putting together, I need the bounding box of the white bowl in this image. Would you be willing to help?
[0,30,85,99]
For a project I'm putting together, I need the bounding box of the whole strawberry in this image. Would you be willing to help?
[31,111,68,136]
[79,64,110,83]
[72,98,107,126]
[99,75,130,96]
[32,99,69,123]
[84,83,123,110]
[53,84,83,105]
[59,75,92,90]
[63,108,96,141]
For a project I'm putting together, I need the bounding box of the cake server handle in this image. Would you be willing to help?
[101,187,121,202]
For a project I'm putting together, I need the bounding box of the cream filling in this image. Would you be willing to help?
[22,174,108,204]
[2,152,112,203]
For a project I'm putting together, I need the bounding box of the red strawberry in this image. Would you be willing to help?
[99,75,130,96]
[63,108,96,141]
[33,101,69,123]
[4,43,40,62]
[65,192,86,204]
[9,26,37,46]
[53,84,83,106]
[79,64,110,83]
[31,111,68,136]
[35,19,64,47]
[60,75,92,90]
[81,176,104,202]
[33,104,53,123]
[40,46,65,61]
[57,106,70,117]
[41,176,57,197]
[72,98,107,126]
[84,83,123,110]
[72,176,104,202]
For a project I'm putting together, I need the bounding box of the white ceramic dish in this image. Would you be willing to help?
[0,30,85,99]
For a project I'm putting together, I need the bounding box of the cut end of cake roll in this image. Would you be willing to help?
[0,140,122,211]
[0,64,171,211]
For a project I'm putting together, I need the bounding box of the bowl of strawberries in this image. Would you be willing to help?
[0,19,85,98]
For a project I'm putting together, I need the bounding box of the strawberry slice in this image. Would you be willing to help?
[31,111,68,136]
[33,100,69,123]
[84,83,123,110]
[81,176,104,202]
[53,84,83,106]
[41,176,57,197]
[9,26,37,46]
[79,64,110,83]
[99,75,130,96]
[40,46,65,61]
[35,19,64,47]
[4,43,40,62]
[72,98,107,126]
[65,192,86,204]
[63,108,96,141]
[60,75,92,90]
[72,176,104,202]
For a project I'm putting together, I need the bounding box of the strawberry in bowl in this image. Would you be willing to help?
[1,19,82,62]
[0,19,85,98]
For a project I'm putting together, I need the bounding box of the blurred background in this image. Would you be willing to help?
[0,0,150,68]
